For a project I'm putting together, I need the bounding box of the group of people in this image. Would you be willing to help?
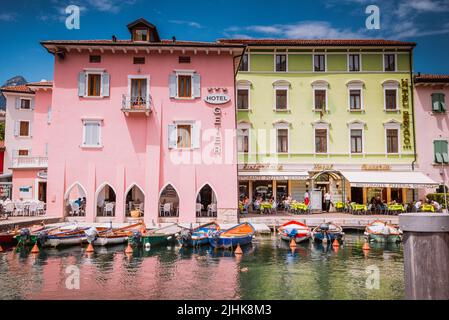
[414,198,443,212]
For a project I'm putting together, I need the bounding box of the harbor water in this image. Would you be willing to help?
[0,231,404,300]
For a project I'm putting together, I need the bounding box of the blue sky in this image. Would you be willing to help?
[1,0,449,83]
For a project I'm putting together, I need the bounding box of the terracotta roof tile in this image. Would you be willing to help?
[0,85,34,94]
[414,74,449,83]
[41,39,244,47]
[27,81,53,87]
[218,38,416,47]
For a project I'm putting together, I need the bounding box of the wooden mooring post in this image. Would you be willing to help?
[399,213,449,300]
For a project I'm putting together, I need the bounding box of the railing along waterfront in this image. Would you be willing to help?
[12,156,48,168]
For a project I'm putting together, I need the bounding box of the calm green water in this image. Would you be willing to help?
[0,231,404,300]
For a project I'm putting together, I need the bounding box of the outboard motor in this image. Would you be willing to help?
[180,229,192,244]
[20,228,31,243]
[36,231,48,246]
[84,227,98,244]
[288,228,298,238]
[131,230,141,246]
[319,223,330,231]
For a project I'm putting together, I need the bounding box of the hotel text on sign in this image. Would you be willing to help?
[204,94,231,105]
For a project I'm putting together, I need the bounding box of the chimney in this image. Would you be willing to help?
[172,36,176,43]
[112,35,117,42]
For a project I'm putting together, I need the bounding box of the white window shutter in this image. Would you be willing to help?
[15,97,20,109]
[14,121,19,136]
[31,98,35,110]
[168,124,177,148]
[193,74,201,98]
[102,72,110,97]
[29,122,32,137]
[169,74,177,98]
[47,106,52,124]
[78,72,86,97]
[191,123,200,149]
[95,123,101,145]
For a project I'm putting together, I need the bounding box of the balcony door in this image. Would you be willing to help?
[131,78,147,107]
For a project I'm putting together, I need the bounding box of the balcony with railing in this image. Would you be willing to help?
[121,95,152,116]
[12,156,48,169]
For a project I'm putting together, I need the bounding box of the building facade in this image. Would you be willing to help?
[414,74,449,199]
[220,39,438,208]
[41,19,243,224]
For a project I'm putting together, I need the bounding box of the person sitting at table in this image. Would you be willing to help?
[242,197,250,214]
[284,195,292,211]
[253,198,260,211]
[432,200,441,212]
[414,199,422,212]
[75,198,82,207]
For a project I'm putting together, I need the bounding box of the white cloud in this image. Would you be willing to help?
[169,20,202,29]
[0,13,17,22]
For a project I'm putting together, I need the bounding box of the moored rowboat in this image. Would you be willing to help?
[312,222,344,243]
[278,220,311,243]
[179,222,220,247]
[208,222,255,249]
[364,220,402,243]
[1,224,46,245]
[91,221,145,246]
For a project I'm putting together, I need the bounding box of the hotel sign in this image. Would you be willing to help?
[313,164,333,171]
[361,164,391,171]
[401,79,412,150]
[241,164,284,171]
[204,94,230,105]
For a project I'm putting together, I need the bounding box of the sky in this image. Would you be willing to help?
[1,0,449,83]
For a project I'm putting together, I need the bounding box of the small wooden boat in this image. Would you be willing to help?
[278,220,311,243]
[91,222,145,246]
[128,223,180,248]
[208,222,255,249]
[312,222,344,243]
[1,224,46,245]
[179,222,219,247]
[364,220,402,243]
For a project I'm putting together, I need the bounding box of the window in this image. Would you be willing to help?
[47,106,52,124]
[177,125,191,149]
[237,89,249,110]
[350,129,363,153]
[385,89,398,110]
[384,54,396,71]
[314,55,325,72]
[19,121,30,137]
[87,74,101,97]
[350,90,362,110]
[82,121,101,147]
[275,89,288,110]
[178,75,192,98]
[386,129,399,153]
[434,140,449,164]
[277,129,288,153]
[133,57,145,64]
[89,55,101,63]
[315,129,327,153]
[179,56,191,64]
[18,149,29,156]
[239,54,249,72]
[130,78,147,107]
[133,28,149,41]
[275,54,287,72]
[314,90,326,110]
[349,54,360,71]
[20,99,31,110]
[237,128,249,153]
[432,93,447,113]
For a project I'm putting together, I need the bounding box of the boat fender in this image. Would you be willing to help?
[85,227,98,243]
[144,242,151,251]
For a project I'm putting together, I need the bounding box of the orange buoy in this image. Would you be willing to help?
[31,243,40,254]
[0,245,3,252]
[235,244,243,255]
[289,238,297,248]
[332,239,340,247]
[86,243,94,253]
[125,243,133,254]
[362,241,370,251]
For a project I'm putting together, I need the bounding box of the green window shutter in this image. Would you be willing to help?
[441,94,447,111]
[442,141,449,164]
[434,140,442,163]
[431,93,446,112]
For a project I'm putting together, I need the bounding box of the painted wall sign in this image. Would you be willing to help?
[242,164,284,171]
[401,78,412,150]
[37,170,48,179]
[361,164,391,171]
[204,94,230,105]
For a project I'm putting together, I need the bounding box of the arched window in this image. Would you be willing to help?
[64,182,87,217]
[96,183,116,217]
[125,184,145,218]
[159,184,179,217]
[196,184,217,217]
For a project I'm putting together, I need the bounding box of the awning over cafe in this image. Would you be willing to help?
[339,171,439,189]
[238,171,309,181]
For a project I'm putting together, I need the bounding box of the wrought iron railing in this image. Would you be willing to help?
[122,95,152,112]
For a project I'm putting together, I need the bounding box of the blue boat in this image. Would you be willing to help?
[312,222,345,243]
[179,222,219,247]
[208,222,255,249]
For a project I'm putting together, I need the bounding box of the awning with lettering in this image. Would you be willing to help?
[339,171,439,189]
[238,171,309,181]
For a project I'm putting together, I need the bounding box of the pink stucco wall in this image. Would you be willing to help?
[32,89,52,156]
[46,51,238,223]
[414,85,449,197]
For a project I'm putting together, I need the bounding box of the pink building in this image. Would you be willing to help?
[414,74,449,199]
[41,19,244,224]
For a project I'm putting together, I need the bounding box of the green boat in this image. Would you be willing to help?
[128,224,179,248]
[364,220,402,243]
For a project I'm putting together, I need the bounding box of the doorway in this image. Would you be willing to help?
[38,182,47,203]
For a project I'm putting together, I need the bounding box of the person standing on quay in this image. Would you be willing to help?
[324,191,331,212]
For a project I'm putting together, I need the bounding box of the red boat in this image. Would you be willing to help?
[0,224,46,245]
[278,220,311,243]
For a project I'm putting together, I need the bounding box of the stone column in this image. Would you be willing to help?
[399,213,449,299]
